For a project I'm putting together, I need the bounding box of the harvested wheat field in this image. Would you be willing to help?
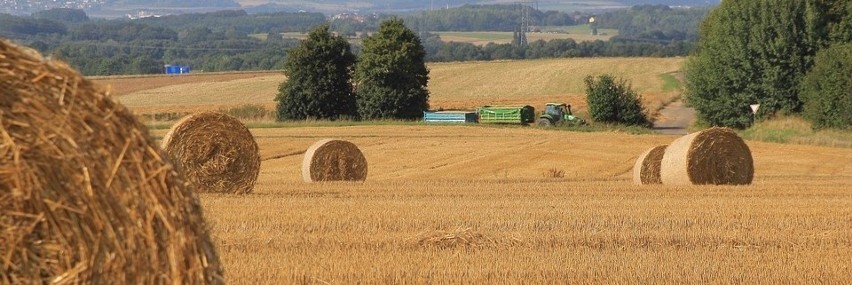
[146,125,852,284]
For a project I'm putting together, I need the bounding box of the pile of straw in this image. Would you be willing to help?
[417,228,495,249]
[416,228,523,249]
[302,139,368,182]
[660,127,754,185]
[161,112,260,194]
[633,145,667,185]
[0,39,223,283]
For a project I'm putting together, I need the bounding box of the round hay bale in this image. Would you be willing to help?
[632,145,668,185]
[302,139,368,182]
[0,40,222,283]
[660,127,754,185]
[161,112,260,194]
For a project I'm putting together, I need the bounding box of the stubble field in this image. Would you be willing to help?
[153,126,852,284]
[98,58,852,283]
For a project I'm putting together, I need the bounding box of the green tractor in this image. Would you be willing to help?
[536,103,586,127]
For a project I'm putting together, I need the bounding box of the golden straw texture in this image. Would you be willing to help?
[161,112,260,194]
[302,139,368,182]
[0,39,223,283]
[633,145,667,185]
[660,127,754,185]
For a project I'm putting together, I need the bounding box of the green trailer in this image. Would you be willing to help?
[477,105,536,125]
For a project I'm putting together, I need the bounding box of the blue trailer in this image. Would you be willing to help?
[164,64,191,75]
[423,111,478,123]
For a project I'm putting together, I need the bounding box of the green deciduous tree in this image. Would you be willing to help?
[355,18,429,120]
[807,0,852,46]
[800,43,852,129]
[584,74,651,127]
[275,25,357,120]
[685,0,815,129]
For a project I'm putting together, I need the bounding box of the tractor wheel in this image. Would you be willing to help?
[537,118,552,127]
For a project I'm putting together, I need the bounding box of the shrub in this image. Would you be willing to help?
[584,74,651,127]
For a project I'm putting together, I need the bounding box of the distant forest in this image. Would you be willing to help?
[0,4,709,75]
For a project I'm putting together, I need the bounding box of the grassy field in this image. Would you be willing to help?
[94,58,852,283]
[146,125,852,284]
[740,116,852,148]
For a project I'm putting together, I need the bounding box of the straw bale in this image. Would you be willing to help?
[0,39,223,284]
[632,145,667,185]
[161,112,259,194]
[660,127,754,185]
[302,139,368,182]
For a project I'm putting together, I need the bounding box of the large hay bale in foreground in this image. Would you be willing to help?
[660,127,754,185]
[0,39,223,284]
[161,112,260,194]
[302,139,368,182]
[633,145,667,185]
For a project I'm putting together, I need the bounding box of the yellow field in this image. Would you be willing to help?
[95,58,852,283]
[104,57,684,117]
[147,126,852,283]
[426,57,683,111]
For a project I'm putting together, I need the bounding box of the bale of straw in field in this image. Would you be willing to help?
[633,145,668,185]
[660,127,754,185]
[161,111,260,194]
[0,39,222,284]
[302,139,368,182]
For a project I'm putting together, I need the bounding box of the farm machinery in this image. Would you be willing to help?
[423,102,585,127]
[476,105,536,125]
[423,105,536,125]
[536,103,586,127]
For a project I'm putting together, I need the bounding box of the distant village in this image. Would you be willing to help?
[1,0,105,15]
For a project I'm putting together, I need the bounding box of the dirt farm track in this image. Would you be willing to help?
[97,60,852,283]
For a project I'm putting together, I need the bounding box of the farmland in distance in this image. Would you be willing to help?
[105,57,684,119]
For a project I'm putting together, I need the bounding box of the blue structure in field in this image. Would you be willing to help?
[423,111,478,123]
[164,65,191,75]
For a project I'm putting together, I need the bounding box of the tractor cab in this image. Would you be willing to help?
[537,103,586,127]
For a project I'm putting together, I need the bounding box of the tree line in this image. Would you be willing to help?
[0,9,317,75]
[421,34,693,62]
[595,4,711,42]
[401,4,580,32]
